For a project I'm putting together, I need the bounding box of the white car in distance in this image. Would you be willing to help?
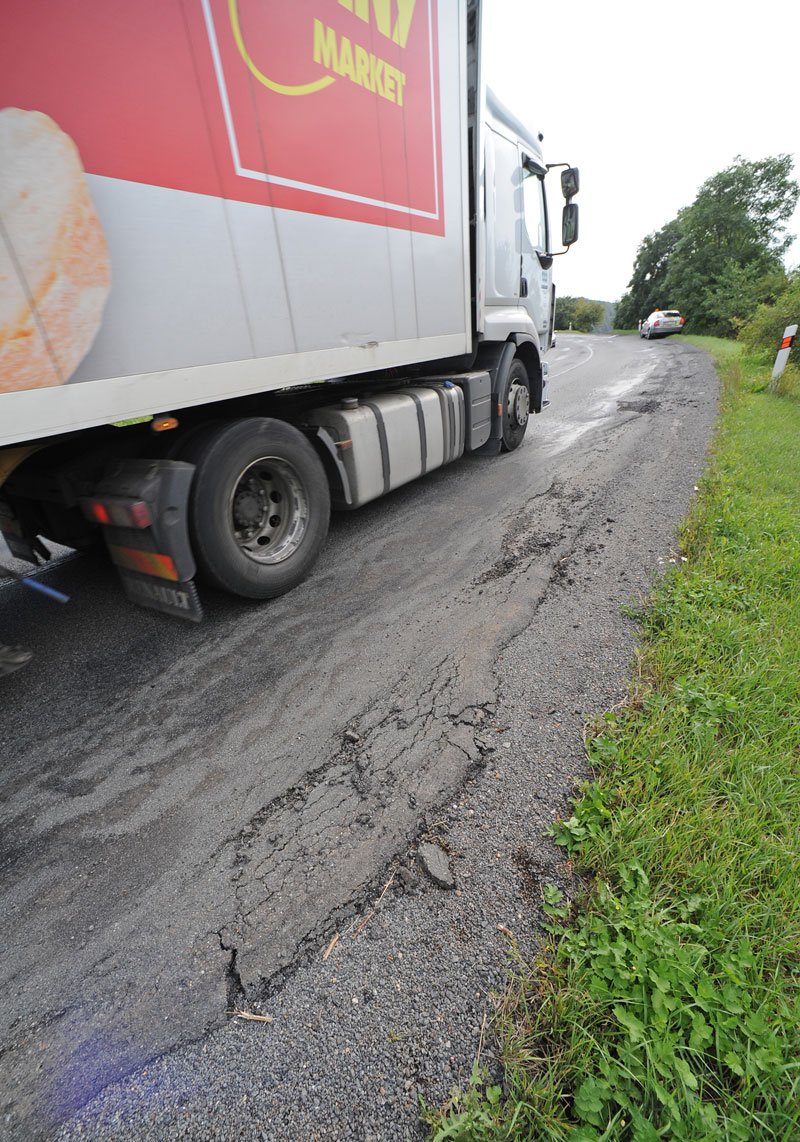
[639,310,686,339]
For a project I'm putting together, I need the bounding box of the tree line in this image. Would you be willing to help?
[615,155,799,351]
[555,296,605,332]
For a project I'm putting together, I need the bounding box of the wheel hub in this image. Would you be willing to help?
[233,485,266,533]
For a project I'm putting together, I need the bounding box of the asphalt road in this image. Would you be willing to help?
[0,333,718,1140]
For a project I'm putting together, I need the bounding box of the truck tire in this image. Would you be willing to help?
[186,418,330,599]
[501,358,530,452]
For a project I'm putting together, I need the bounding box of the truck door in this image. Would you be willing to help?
[484,127,521,307]
[519,155,552,346]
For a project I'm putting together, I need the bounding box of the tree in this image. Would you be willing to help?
[664,156,798,335]
[615,155,799,335]
[573,298,604,332]
[696,155,798,256]
[699,261,788,335]
[555,295,578,329]
[614,217,683,329]
[555,296,605,332]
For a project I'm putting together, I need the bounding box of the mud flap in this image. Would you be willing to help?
[80,459,202,622]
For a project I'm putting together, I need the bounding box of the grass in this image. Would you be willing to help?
[425,338,800,1140]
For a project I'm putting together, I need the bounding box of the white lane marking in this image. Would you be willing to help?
[548,342,594,379]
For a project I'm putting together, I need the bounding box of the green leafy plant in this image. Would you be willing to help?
[423,1061,505,1141]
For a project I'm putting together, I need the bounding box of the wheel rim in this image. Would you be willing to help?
[228,456,309,565]
[508,379,530,428]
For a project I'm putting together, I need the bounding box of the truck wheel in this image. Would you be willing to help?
[501,358,530,452]
[187,419,330,599]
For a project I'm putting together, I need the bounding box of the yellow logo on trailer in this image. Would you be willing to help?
[230,0,417,106]
[338,0,418,47]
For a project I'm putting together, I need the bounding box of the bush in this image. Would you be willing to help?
[738,273,800,366]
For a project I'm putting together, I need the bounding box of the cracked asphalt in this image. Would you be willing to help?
[0,334,718,1140]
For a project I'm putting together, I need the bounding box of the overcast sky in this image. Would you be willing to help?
[482,0,800,304]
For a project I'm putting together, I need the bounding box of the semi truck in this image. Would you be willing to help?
[0,0,578,622]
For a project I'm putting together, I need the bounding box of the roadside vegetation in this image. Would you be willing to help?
[425,338,800,1139]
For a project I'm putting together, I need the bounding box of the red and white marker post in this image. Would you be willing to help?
[770,324,797,389]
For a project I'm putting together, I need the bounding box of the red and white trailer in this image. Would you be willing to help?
[0,0,578,619]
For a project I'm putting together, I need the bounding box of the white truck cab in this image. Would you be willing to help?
[483,89,554,350]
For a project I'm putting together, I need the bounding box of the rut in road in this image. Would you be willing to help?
[216,477,600,1006]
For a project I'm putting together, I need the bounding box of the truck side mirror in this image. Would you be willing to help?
[561,167,580,199]
[562,203,579,247]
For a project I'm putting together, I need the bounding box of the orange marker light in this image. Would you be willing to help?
[152,417,179,433]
